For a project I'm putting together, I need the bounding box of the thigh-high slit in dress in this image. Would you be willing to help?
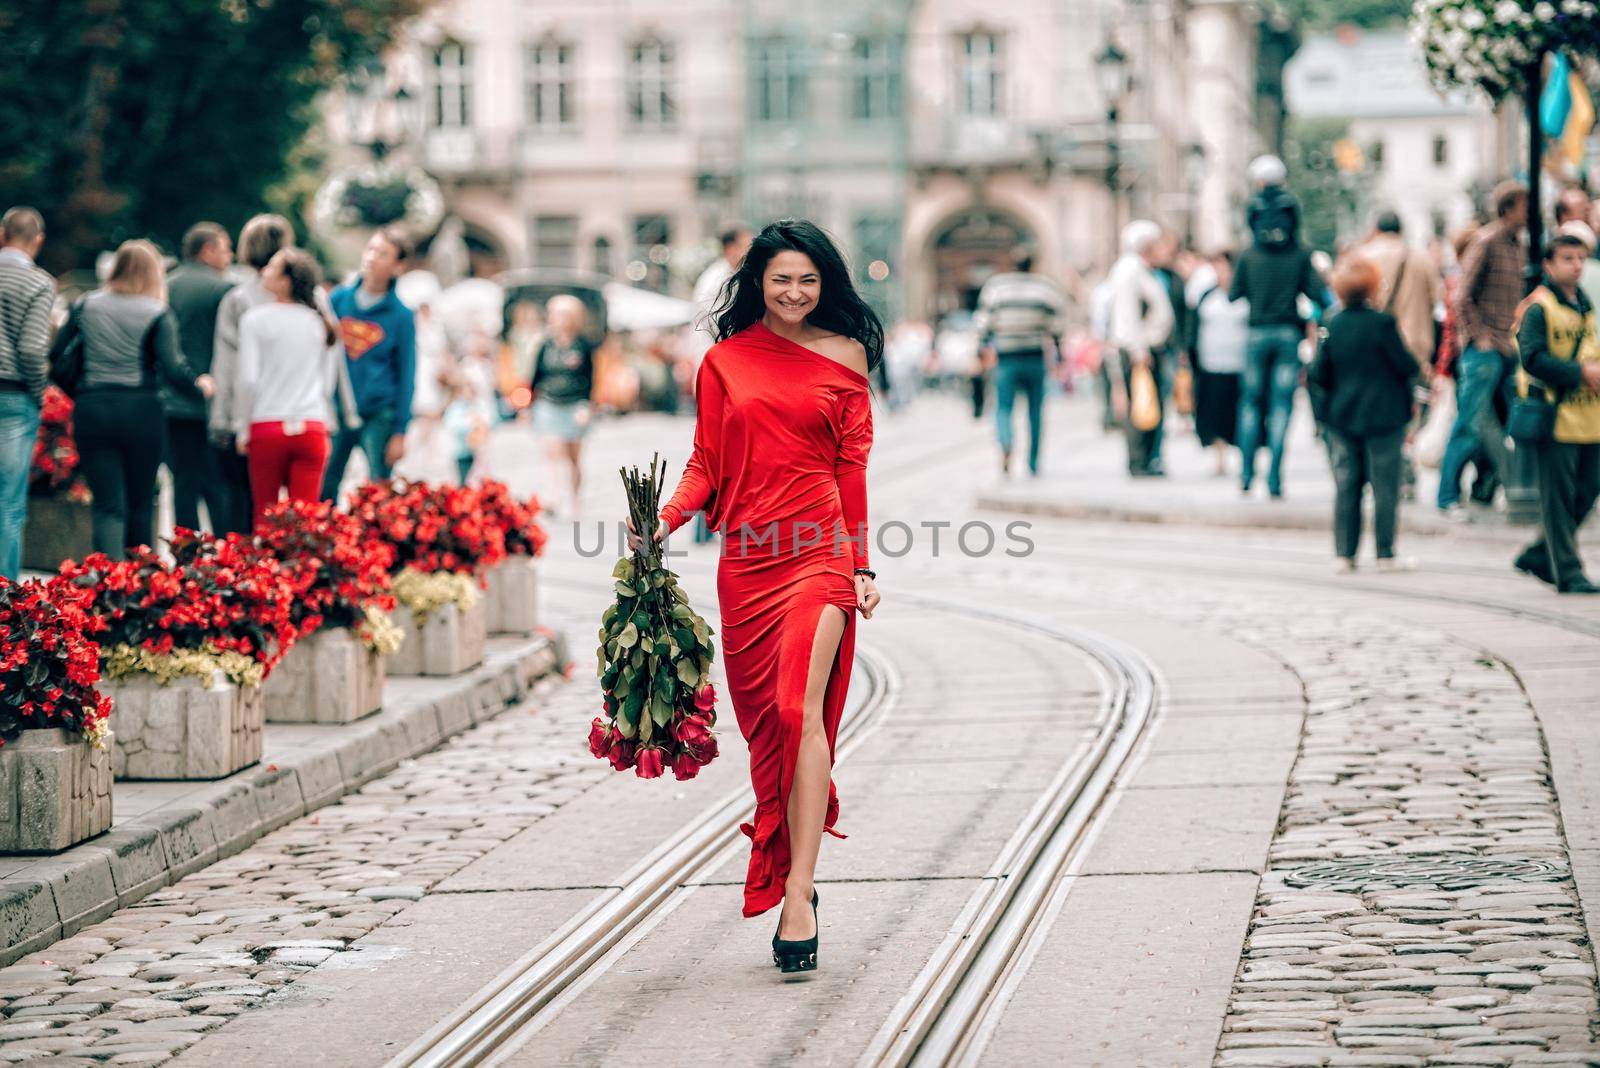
[659,321,873,918]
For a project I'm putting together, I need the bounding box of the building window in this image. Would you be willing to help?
[526,36,575,131]
[592,235,614,276]
[752,36,806,123]
[631,214,672,292]
[627,36,677,130]
[1432,133,1449,166]
[956,31,1003,117]
[1370,138,1385,171]
[532,215,578,269]
[430,41,472,129]
[852,35,903,121]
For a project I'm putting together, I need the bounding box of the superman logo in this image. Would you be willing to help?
[341,318,386,359]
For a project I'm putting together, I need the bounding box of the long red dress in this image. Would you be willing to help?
[659,321,873,918]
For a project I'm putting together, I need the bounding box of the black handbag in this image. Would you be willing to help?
[1507,385,1557,444]
[48,298,86,396]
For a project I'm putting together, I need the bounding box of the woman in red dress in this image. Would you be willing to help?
[640,220,882,973]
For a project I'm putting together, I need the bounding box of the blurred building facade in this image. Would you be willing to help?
[1284,26,1502,244]
[332,0,1293,321]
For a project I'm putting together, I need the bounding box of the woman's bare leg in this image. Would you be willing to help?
[779,604,848,940]
[563,439,583,512]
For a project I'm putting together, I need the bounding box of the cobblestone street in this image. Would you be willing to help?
[4,392,1600,1066]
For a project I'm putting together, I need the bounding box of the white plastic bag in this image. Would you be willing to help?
[1414,376,1456,470]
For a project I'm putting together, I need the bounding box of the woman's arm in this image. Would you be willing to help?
[834,386,873,570]
[153,311,202,395]
[658,356,724,535]
[232,314,261,438]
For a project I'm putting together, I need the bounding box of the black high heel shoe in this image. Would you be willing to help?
[771,889,819,973]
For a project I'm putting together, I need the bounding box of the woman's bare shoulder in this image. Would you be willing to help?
[808,333,869,378]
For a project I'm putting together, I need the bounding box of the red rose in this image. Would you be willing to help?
[675,713,713,751]
[634,747,665,779]
[588,717,613,759]
[671,751,702,781]
[608,737,637,771]
[695,684,717,713]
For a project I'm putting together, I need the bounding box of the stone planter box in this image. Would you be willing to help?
[23,493,94,573]
[484,556,540,635]
[388,598,486,677]
[0,729,113,853]
[263,626,384,724]
[106,672,263,780]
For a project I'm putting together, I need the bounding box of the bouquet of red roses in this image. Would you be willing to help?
[0,577,111,749]
[588,456,720,780]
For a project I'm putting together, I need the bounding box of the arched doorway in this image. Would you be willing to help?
[928,207,1034,317]
[461,224,508,279]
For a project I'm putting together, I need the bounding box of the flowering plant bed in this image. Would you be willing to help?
[52,534,298,688]
[29,387,88,499]
[0,578,113,851]
[473,482,546,635]
[257,499,401,652]
[347,479,507,580]
[475,480,550,558]
[589,459,721,781]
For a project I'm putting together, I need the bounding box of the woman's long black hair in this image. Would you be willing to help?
[711,219,884,373]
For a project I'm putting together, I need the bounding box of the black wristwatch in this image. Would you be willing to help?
[853,567,876,580]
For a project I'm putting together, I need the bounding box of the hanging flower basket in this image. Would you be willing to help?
[310,161,445,241]
[1412,0,1600,100]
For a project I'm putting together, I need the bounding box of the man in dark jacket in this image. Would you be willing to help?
[165,222,236,533]
[1230,178,1326,499]
[321,227,416,500]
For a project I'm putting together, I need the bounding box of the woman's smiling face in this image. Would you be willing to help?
[762,250,821,327]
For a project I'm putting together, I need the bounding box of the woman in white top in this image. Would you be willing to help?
[232,248,341,528]
[1193,250,1251,476]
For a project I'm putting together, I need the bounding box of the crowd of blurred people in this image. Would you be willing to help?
[4,159,1599,594]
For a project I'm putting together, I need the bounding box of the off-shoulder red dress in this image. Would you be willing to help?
[659,321,873,918]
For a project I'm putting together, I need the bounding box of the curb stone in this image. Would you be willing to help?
[0,632,569,967]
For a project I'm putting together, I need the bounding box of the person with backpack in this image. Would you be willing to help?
[1510,233,1600,594]
[48,240,211,557]
[1230,154,1326,499]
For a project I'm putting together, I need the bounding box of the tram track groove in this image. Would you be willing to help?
[386,576,1160,1068]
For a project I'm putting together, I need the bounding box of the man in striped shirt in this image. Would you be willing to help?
[974,251,1067,477]
[0,207,55,580]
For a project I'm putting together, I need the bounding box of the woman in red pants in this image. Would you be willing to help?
[636,219,882,974]
[231,248,341,528]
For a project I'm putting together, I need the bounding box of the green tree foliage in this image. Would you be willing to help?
[1284,117,1375,254]
[0,0,430,275]
[1278,0,1411,32]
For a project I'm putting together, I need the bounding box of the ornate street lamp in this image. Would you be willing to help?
[1184,141,1207,247]
[1096,38,1131,259]
[345,55,419,161]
